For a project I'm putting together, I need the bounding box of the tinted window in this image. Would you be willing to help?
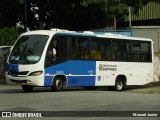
[70,36,152,62]
[101,38,111,60]
[45,35,67,67]
[89,38,101,60]
[112,40,131,61]
[70,37,89,60]
[9,35,48,64]
[131,41,151,62]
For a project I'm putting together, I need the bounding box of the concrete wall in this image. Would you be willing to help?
[0,47,11,78]
[154,56,160,81]
[132,26,160,81]
[132,26,160,54]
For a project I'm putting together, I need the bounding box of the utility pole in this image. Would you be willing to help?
[113,16,116,30]
[128,7,132,29]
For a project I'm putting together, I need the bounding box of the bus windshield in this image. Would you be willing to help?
[9,35,49,64]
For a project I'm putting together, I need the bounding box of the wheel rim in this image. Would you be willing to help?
[56,79,62,89]
[116,81,123,90]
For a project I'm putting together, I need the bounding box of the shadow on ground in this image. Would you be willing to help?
[0,81,159,94]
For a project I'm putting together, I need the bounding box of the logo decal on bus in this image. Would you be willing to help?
[99,64,117,71]
[99,64,103,71]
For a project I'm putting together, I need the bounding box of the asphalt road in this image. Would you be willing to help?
[0,84,159,120]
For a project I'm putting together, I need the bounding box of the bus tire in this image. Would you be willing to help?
[52,77,63,92]
[22,85,33,92]
[115,78,125,91]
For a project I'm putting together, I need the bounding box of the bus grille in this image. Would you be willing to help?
[9,71,29,76]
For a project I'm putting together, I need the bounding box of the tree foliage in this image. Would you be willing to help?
[0,0,152,31]
[0,27,18,45]
[0,0,152,45]
[0,0,18,28]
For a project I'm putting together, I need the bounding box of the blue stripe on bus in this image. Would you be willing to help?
[44,76,54,86]
[7,63,19,76]
[44,60,96,86]
[67,76,95,86]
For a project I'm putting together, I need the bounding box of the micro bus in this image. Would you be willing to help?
[5,29,154,92]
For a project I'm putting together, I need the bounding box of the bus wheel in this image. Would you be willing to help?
[52,77,63,92]
[22,85,33,92]
[115,79,125,91]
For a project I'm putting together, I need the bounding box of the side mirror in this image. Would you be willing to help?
[48,48,56,58]
[53,48,56,56]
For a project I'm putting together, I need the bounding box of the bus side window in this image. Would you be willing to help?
[56,36,67,61]
[112,40,131,61]
[45,38,57,67]
[71,38,81,59]
[70,37,89,60]
[89,38,101,60]
[131,41,151,62]
[101,39,111,61]
[78,38,89,60]
[140,42,151,62]
[112,41,119,61]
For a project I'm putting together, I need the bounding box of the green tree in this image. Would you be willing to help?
[25,0,152,30]
[0,0,152,31]
[0,0,18,28]
[0,0,152,45]
[0,27,18,46]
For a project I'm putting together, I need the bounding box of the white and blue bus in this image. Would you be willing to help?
[5,29,154,92]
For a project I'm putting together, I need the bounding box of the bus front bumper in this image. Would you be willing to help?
[5,74,44,86]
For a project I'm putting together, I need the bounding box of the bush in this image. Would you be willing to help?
[0,27,18,46]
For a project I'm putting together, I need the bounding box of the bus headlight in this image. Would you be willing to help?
[29,71,43,76]
[5,71,9,75]
[5,70,10,75]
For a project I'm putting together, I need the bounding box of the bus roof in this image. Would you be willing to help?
[21,29,152,42]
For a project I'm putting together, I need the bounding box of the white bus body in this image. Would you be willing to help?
[5,29,154,92]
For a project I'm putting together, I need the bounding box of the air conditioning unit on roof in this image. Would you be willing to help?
[50,28,68,31]
[50,28,76,33]
[83,31,94,34]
